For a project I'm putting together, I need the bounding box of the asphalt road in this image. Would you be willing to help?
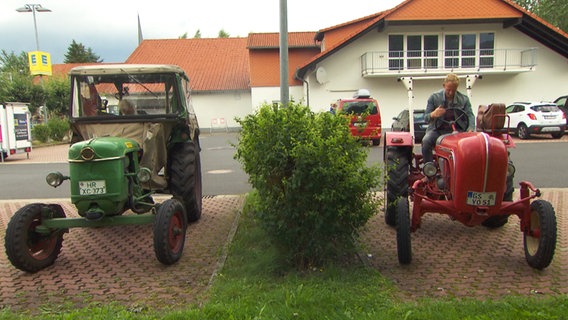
[0,132,566,200]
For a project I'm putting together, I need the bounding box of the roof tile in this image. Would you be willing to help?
[386,0,521,21]
[247,32,319,49]
[126,38,250,91]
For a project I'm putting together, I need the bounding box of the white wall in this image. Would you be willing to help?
[251,86,306,111]
[303,23,568,129]
[192,91,252,130]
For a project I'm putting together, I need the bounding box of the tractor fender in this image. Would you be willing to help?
[384,131,414,147]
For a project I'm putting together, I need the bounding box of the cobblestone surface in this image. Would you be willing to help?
[0,195,243,313]
[361,189,567,300]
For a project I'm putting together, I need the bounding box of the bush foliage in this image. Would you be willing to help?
[235,103,382,268]
[32,117,70,143]
[31,124,50,143]
[47,116,70,141]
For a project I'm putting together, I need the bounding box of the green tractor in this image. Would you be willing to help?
[5,64,202,272]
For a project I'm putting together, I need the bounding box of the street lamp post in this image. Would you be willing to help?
[16,3,51,124]
[16,3,51,52]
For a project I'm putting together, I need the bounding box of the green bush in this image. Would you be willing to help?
[47,117,70,141]
[31,124,50,143]
[235,103,382,269]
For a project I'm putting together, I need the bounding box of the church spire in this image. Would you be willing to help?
[138,13,144,45]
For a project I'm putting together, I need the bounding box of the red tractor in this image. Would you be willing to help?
[384,101,557,270]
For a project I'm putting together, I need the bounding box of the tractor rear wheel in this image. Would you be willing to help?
[396,197,412,264]
[153,199,187,265]
[384,146,410,227]
[5,203,67,273]
[168,140,203,222]
[524,200,557,270]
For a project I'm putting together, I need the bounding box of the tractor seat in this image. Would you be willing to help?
[476,103,507,134]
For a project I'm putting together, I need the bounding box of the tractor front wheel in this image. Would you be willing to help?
[523,200,557,270]
[396,197,412,265]
[5,203,67,273]
[153,199,187,265]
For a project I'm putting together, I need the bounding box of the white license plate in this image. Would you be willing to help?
[466,191,496,206]
[79,180,106,195]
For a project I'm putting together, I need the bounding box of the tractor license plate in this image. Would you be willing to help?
[467,191,496,206]
[79,180,106,195]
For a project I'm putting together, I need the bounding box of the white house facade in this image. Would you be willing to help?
[300,24,568,128]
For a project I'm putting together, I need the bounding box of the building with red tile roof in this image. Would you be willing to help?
[296,0,568,127]
[48,0,567,129]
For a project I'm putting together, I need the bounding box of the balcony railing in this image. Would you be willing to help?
[360,48,537,77]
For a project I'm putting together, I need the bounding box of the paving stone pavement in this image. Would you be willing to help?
[0,195,243,313]
[1,189,566,313]
[361,189,567,300]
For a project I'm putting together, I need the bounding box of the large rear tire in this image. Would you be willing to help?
[523,200,556,270]
[396,197,412,264]
[5,203,67,273]
[384,146,410,227]
[153,199,187,265]
[168,140,203,222]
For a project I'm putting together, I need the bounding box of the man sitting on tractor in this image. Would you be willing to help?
[422,73,475,163]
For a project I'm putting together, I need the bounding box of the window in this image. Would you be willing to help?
[461,34,476,68]
[390,34,439,70]
[387,32,494,71]
[444,35,460,68]
[424,35,439,69]
[479,33,495,68]
[388,35,404,70]
[407,35,422,69]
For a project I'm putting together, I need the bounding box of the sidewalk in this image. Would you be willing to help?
[0,143,69,164]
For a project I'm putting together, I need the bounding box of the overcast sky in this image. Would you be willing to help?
[1,0,404,64]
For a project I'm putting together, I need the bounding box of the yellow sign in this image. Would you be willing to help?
[28,51,52,76]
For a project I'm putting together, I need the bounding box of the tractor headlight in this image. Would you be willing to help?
[423,162,438,178]
[46,172,68,188]
[507,162,516,177]
[80,147,96,161]
[138,167,152,183]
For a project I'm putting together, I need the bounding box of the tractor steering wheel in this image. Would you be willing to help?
[434,107,469,132]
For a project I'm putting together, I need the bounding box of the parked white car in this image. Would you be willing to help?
[505,102,566,139]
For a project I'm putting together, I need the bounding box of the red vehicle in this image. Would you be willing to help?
[384,103,557,269]
[336,89,382,145]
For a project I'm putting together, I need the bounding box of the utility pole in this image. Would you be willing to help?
[279,0,289,107]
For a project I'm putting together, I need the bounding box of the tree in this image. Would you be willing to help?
[0,50,30,76]
[218,29,230,38]
[0,50,45,115]
[514,0,567,32]
[44,76,70,116]
[178,32,188,39]
[63,40,103,63]
[193,29,202,39]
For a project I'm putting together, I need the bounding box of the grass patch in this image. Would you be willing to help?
[1,193,566,319]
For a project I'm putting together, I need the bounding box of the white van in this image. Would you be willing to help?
[0,102,32,161]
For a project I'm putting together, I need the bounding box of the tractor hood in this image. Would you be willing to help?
[69,136,140,161]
